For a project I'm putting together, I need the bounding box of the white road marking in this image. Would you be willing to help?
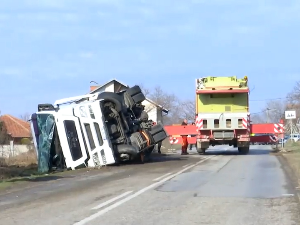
[91,191,133,210]
[152,173,172,181]
[73,155,216,225]
[182,163,192,168]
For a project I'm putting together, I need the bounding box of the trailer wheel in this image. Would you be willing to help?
[238,147,249,155]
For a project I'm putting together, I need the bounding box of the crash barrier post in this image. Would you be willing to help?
[168,136,179,154]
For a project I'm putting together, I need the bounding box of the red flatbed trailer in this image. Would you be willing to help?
[165,123,284,145]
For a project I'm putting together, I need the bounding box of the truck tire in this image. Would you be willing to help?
[152,131,167,143]
[97,92,123,112]
[238,147,249,155]
[125,85,146,104]
[132,93,145,104]
[126,85,142,96]
[149,123,165,136]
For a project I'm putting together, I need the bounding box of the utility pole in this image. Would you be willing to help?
[266,108,270,123]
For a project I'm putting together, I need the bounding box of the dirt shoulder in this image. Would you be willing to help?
[0,148,174,192]
[278,141,300,188]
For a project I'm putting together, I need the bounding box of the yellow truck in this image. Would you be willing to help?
[195,76,250,154]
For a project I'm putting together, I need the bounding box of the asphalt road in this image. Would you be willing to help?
[0,145,299,225]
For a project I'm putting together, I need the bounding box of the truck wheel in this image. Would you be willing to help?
[126,85,142,96]
[238,147,249,155]
[149,123,164,135]
[132,93,145,104]
[97,92,123,112]
[126,85,146,104]
[197,148,206,154]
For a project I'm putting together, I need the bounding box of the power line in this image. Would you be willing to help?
[250,110,267,115]
[249,97,288,102]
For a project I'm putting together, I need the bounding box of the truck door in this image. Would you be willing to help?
[89,102,116,165]
[79,117,104,167]
[55,115,88,170]
[74,103,116,166]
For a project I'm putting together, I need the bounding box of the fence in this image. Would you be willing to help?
[0,144,35,158]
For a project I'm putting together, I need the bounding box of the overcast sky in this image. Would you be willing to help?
[0,0,299,118]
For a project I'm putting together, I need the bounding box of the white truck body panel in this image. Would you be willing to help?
[30,99,117,171]
[197,112,250,130]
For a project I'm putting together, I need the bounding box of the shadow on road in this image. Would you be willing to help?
[204,148,271,156]
[118,154,189,165]
[3,174,74,184]
[147,155,189,163]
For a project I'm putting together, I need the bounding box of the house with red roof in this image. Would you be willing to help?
[0,114,31,144]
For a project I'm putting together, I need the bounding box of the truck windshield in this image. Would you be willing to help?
[31,113,55,173]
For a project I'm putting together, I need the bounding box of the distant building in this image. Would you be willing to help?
[0,114,31,144]
[89,79,169,124]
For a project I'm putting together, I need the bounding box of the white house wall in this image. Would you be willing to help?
[143,100,158,123]
[146,107,158,123]
[104,84,114,92]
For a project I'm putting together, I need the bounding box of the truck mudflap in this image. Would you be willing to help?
[196,134,210,153]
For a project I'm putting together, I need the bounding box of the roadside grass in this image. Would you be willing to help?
[281,140,300,187]
[0,138,182,190]
[0,150,38,188]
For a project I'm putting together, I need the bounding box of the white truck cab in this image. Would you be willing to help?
[30,86,168,173]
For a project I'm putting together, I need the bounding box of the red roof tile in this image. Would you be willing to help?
[0,114,31,138]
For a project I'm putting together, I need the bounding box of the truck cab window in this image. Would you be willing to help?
[84,123,96,150]
[94,122,104,146]
[64,120,83,161]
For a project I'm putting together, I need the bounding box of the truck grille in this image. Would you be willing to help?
[213,131,234,139]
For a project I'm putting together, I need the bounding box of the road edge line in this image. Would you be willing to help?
[74,155,216,225]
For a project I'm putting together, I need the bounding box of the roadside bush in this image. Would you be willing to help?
[20,138,31,145]
[1,150,37,167]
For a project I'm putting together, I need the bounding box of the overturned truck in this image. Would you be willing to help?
[30,85,168,173]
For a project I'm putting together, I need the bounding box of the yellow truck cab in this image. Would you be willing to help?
[195,76,250,154]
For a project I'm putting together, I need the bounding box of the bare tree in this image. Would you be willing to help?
[286,81,300,124]
[148,86,178,111]
[287,81,300,105]
[19,113,31,121]
[250,114,265,124]
[138,84,196,125]
[0,119,9,145]
[137,83,151,98]
[180,99,196,122]
[261,99,286,123]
